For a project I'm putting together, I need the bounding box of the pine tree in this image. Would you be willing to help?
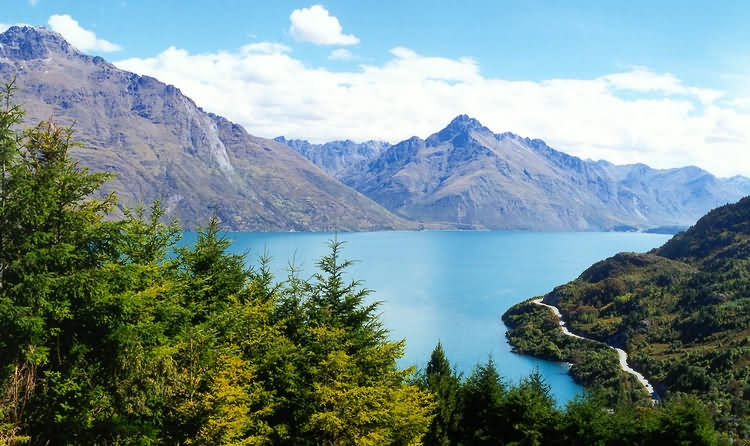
[422,341,461,446]
[557,395,614,445]
[176,215,248,319]
[0,83,125,442]
[0,78,32,446]
[460,357,507,445]
[298,240,434,444]
[501,368,559,446]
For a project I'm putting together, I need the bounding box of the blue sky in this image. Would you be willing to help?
[3,1,750,176]
[5,1,749,86]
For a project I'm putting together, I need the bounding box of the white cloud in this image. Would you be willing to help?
[328,48,354,61]
[289,5,359,45]
[47,14,122,53]
[242,42,291,55]
[602,67,723,105]
[115,46,750,178]
[728,97,750,110]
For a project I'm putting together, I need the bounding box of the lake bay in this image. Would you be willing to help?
[181,230,671,405]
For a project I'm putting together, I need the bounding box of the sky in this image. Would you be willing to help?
[2,0,750,177]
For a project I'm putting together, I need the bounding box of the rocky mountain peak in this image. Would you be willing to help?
[429,114,492,145]
[446,114,489,132]
[0,26,80,60]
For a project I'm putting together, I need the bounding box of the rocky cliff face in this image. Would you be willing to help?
[334,115,747,231]
[0,26,410,231]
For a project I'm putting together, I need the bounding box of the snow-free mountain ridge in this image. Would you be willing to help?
[0,26,409,231]
[283,115,749,231]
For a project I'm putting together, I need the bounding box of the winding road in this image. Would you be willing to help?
[531,299,660,402]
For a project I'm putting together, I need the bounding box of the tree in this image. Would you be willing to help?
[296,240,434,445]
[176,215,248,320]
[0,83,183,444]
[0,75,30,446]
[421,341,461,446]
[459,357,507,445]
[650,395,722,446]
[500,369,559,446]
[557,394,614,446]
[0,89,124,442]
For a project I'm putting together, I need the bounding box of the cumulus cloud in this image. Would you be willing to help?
[115,45,750,177]
[729,97,750,110]
[602,67,724,105]
[328,48,355,61]
[48,14,122,52]
[289,5,359,45]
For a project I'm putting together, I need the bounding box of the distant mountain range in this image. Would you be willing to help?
[0,26,409,231]
[274,137,390,179]
[1,26,747,232]
[281,115,749,231]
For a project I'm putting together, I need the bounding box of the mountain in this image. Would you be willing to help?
[274,137,390,178]
[0,26,410,231]
[291,114,746,231]
[504,196,750,435]
[724,175,750,196]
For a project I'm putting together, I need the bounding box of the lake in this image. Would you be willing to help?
[180,230,671,405]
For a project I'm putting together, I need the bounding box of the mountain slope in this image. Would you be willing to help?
[274,137,390,179]
[306,115,746,231]
[504,197,750,436]
[724,175,750,196]
[0,26,410,231]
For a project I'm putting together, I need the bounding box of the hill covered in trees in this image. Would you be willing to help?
[504,195,750,439]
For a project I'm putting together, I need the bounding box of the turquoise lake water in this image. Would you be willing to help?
[180,230,671,405]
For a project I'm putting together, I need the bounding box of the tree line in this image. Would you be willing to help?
[418,342,727,445]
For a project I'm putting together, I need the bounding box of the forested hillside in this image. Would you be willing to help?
[504,196,750,439]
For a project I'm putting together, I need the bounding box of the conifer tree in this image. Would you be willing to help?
[0,82,124,442]
[460,357,507,445]
[298,240,434,444]
[422,341,461,446]
[500,369,558,445]
[176,215,248,319]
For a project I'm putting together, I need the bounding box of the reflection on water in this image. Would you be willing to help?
[179,230,670,405]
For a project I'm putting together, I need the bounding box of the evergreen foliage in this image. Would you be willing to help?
[414,349,729,445]
[0,84,433,445]
[459,358,507,444]
[421,342,461,446]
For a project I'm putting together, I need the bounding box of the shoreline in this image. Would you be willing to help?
[531,298,660,403]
